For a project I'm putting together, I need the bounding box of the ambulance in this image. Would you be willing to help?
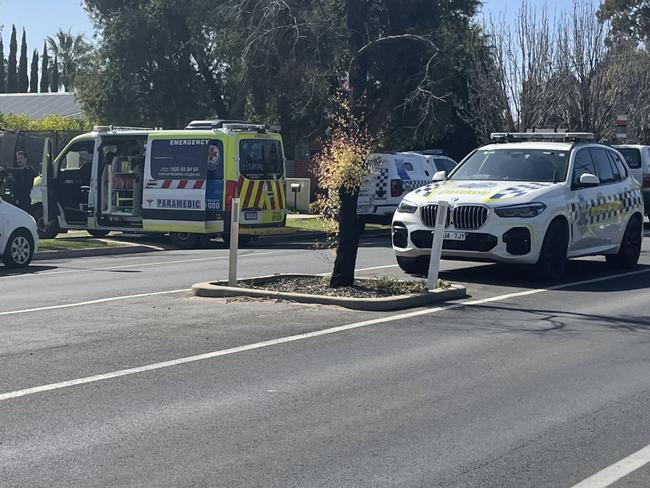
[41,121,287,247]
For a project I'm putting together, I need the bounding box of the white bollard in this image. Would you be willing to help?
[228,198,240,286]
[427,200,449,290]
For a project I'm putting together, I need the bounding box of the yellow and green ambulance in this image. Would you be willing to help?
[41,121,287,247]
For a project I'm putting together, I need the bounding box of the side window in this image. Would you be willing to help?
[403,162,414,172]
[435,158,457,174]
[590,148,615,184]
[607,151,628,181]
[60,141,94,171]
[572,149,597,187]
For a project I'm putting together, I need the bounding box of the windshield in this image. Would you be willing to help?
[616,148,642,169]
[450,148,569,183]
[239,139,284,180]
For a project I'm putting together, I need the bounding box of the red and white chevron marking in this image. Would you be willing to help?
[145,179,206,190]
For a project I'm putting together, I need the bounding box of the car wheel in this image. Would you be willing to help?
[87,229,111,238]
[535,219,569,281]
[31,204,59,239]
[606,215,642,269]
[396,255,429,275]
[168,232,201,249]
[2,229,34,268]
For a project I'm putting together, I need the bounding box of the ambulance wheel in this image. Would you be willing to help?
[396,256,429,275]
[87,229,110,238]
[606,215,642,269]
[2,229,34,268]
[168,232,201,249]
[32,204,59,239]
[535,219,569,281]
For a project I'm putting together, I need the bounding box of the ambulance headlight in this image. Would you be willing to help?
[397,201,418,214]
[494,202,546,218]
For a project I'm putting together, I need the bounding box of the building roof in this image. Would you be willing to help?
[0,93,82,119]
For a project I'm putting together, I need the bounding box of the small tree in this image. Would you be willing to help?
[40,42,49,93]
[7,25,17,93]
[18,28,28,93]
[0,39,6,93]
[50,55,59,92]
[315,93,375,287]
[29,50,39,93]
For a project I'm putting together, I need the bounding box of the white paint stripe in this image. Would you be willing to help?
[1,267,648,402]
[0,289,190,317]
[0,251,285,281]
[570,444,650,488]
[318,264,398,276]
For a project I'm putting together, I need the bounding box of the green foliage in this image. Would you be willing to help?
[18,29,28,93]
[598,0,650,41]
[40,42,49,93]
[0,113,93,131]
[29,50,39,93]
[50,55,59,93]
[0,39,5,94]
[46,30,91,92]
[7,25,17,93]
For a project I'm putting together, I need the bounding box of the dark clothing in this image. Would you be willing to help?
[10,165,36,212]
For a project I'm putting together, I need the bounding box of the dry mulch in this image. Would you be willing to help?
[237,276,428,298]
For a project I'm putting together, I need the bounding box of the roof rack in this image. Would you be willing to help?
[185,119,249,129]
[490,131,595,143]
[94,125,156,133]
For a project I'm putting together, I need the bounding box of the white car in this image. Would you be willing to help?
[0,198,39,268]
[392,132,644,280]
[357,151,457,225]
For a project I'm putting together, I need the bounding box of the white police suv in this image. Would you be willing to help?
[392,132,644,280]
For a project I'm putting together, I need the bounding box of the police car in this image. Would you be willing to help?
[392,132,644,280]
[357,150,456,225]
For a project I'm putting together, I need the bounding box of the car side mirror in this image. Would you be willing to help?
[432,170,446,182]
[578,173,600,187]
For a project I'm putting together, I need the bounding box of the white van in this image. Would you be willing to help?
[612,145,650,217]
[357,150,456,224]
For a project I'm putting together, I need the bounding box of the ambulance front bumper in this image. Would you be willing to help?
[392,208,549,265]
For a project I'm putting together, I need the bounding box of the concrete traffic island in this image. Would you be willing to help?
[192,274,467,311]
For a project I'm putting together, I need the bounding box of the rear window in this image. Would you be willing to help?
[617,148,642,169]
[239,139,284,180]
[150,139,223,180]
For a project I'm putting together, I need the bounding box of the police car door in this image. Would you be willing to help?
[589,148,627,245]
[569,147,604,251]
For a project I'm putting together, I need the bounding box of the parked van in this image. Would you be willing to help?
[612,145,650,217]
[357,150,457,224]
[42,121,287,247]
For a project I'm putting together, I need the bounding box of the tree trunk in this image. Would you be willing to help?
[329,185,362,287]
[328,0,368,288]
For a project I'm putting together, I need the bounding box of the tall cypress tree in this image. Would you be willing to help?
[0,39,6,93]
[50,54,59,92]
[29,49,38,93]
[7,25,17,93]
[18,28,28,92]
[40,42,49,92]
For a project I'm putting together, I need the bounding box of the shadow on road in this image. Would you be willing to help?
[0,265,58,277]
[437,260,650,291]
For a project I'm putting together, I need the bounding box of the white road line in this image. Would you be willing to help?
[570,444,650,488]
[318,264,398,276]
[0,251,285,281]
[0,289,190,317]
[1,267,649,402]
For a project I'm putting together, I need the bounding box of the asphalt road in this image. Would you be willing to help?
[1,232,650,487]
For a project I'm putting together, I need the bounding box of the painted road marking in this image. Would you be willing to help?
[570,443,650,488]
[318,264,398,276]
[1,268,649,401]
[0,251,286,281]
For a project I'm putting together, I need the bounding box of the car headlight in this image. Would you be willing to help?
[494,202,546,218]
[397,201,418,214]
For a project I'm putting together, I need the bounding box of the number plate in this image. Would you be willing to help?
[443,231,466,241]
[357,206,371,214]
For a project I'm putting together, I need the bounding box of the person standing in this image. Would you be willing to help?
[9,151,36,212]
